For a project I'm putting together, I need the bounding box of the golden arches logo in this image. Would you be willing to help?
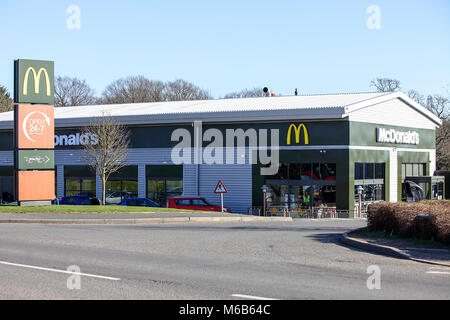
[287,123,309,145]
[23,67,51,96]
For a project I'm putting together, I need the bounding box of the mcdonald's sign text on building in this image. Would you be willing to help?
[14,59,54,105]
[287,123,309,145]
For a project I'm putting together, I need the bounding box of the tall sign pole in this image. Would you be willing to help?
[14,59,55,206]
[214,180,228,213]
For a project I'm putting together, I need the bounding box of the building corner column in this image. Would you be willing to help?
[56,165,64,198]
[138,164,146,198]
[389,148,398,202]
[96,174,102,202]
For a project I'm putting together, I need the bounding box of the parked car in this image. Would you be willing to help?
[59,195,100,205]
[167,197,231,213]
[1,192,14,203]
[105,191,135,205]
[119,198,161,207]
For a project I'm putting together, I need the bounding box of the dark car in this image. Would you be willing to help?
[59,195,100,205]
[119,198,160,207]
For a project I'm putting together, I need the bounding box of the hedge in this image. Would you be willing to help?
[367,200,450,244]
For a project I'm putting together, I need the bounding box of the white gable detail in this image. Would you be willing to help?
[346,97,439,130]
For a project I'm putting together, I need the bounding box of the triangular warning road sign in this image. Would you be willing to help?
[214,180,228,193]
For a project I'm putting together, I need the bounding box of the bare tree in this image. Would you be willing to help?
[82,111,130,205]
[223,87,263,99]
[370,78,401,92]
[102,76,165,104]
[436,119,450,170]
[371,78,450,169]
[407,89,425,105]
[0,85,13,113]
[55,76,97,107]
[164,79,212,101]
[409,90,450,170]
[425,94,450,170]
[425,94,449,119]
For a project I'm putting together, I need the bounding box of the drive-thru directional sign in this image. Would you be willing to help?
[214,180,227,213]
[17,149,54,170]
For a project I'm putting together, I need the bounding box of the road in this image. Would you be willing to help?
[0,219,449,300]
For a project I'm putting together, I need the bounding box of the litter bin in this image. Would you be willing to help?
[413,214,435,240]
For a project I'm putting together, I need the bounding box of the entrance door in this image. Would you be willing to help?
[266,184,313,208]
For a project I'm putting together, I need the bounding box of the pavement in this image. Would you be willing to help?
[0,219,449,299]
[341,228,450,267]
[0,211,292,225]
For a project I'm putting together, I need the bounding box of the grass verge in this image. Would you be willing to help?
[351,227,450,249]
[0,204,204,214]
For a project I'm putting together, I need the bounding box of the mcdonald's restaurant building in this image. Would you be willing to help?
[0,92,443,215]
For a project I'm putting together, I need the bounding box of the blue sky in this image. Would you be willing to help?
[0,0,449,98]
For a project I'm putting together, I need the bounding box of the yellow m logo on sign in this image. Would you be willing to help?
[287,123,309,145]
[23,67,51,96]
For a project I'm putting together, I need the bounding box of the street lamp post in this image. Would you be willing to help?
[357,185,364,218]
[261,185,268,217]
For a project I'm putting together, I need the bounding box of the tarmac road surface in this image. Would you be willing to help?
[0,219,449,300]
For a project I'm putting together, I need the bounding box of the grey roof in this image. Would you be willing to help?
[0,91,441,128]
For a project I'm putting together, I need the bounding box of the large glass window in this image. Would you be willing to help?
[105,180,138,204]
[355,163,364,180]
[320,163,336,180]
[64,166,96,197]
[266,163,336,181]
[166,180,183,197]
[0,167,15,202]
[354,162,386,202]
[364,163,374,179]
[146,165,183,206]
[147,179,183,205]
[355,163,385,181]
[264,162,337,209]
[401,163,426,179]
[273,163,288,180]
[105,166,138,204]
[354,184,385,202]
[65,178,96,197]
[375,163,385,179]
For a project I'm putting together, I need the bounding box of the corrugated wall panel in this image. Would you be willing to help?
[56,165,64,198]
[138,164,146,198]
[349,98,436,130]
[55,148,175,165]
[183,165,198,197]
[198,164,252,214]
[0,151,13,165]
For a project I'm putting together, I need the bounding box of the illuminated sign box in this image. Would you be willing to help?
[15,104,54,149]
[14,59,54,105]
[17,170,55,201]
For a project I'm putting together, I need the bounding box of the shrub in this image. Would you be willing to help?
[367,200,450,244]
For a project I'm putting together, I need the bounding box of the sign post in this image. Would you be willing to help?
[214,180,228,213]
[13,59,55,206]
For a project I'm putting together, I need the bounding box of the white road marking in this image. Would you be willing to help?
[0,260,120,281]
[231,294,279,300]
[427,271,450,275]
[427,267,450,275]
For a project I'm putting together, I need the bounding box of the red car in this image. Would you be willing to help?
[167,197,232,213]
